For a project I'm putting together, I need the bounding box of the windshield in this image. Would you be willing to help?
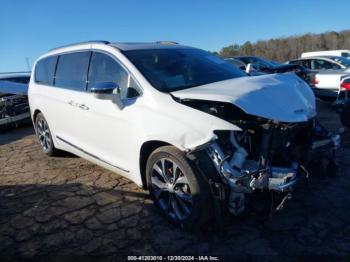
[329,56,350,68]
[123,48,246,92]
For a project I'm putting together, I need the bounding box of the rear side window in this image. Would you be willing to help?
[88,52,129,98]
[35,56,58,85]
[311,59,340,70]
[55,52,91,91]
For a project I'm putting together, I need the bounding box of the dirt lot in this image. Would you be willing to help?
[0,101,349,261]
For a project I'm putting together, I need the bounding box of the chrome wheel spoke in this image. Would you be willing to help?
[174,193,191,215]
[171,162,179,182]
[151,176,168,191]
[45,135,51,148]
[175,190,192,202]
[151,157,193,221]
[36,118,51,152]
[37,120,44,133]
[174,175,189,186]
[170,194,184,220]
[153,161,168,183]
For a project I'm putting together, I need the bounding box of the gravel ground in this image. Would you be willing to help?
[0,101,349,261]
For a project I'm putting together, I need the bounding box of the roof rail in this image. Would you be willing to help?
[155,41,179,45]
[49,40,110,51]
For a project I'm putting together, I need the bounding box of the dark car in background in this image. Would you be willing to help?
[225,56,314,86]
[0,72,31,129]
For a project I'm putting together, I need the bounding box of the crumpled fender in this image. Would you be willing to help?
[135,94,241,151]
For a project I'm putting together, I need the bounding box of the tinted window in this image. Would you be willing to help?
[124,48,246,92]
[312,59,339,70]
[225,59,246,70]
[35,56,58,85]
[88,52,129,98]
[301,60,311,69]
[329,56,350,68]
[55,52,91,91]
[291,60,311,69]
[289,60,303,66]
[238,57,275,69]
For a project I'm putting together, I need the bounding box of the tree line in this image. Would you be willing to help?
[218,30,350,62]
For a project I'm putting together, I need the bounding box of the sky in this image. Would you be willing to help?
[1,0,350,72]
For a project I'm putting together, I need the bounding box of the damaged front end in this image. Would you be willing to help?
[0,75,30,129]
[183,100,340,215]
[0,94,30,128]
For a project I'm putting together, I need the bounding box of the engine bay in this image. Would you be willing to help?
[180,98,341,215]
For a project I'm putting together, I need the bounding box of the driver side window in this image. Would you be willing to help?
[88,52,129,99]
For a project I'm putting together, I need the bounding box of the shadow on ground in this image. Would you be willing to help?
[0,124,34,145]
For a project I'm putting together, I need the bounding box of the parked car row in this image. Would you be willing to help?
[287,55,350,98]
[225,56,314,85]
[26,41,340,229]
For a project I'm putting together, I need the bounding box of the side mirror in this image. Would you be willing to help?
[91,82,124,109]
[91,82,117,98]
[245,63,254,74]
[126,87,141,98]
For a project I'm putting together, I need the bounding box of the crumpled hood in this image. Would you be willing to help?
[171,73,316,123]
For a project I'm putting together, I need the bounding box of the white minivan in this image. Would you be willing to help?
[301,50,350,58]
[28,41,339,228]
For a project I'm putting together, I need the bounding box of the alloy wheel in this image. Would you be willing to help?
[151,158,193,221]
[36,117,52,152]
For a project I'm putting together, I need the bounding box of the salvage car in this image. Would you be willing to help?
[0,72,31,129]
[226,56,313,85]
[288,56,350,98]
[28,41,340,229]
[334,77,350,128]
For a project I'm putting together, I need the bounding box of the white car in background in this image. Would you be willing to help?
[28,41,339,229]
[288,56,350,98]
[301,50,350,58]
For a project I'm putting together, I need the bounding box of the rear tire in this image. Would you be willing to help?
[146,146,212,230]
[35,113,59,156]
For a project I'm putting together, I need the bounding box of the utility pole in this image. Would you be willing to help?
[25,57,31,72]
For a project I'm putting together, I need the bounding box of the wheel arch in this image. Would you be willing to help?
[139,140,172,189]
[32,109,42,124]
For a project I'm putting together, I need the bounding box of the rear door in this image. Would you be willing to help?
[48,51,91,147]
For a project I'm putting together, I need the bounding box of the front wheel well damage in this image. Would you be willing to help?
[139,140,171,189]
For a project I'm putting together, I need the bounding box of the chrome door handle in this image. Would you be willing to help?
[67,100,89,110]
[79,104,89,110]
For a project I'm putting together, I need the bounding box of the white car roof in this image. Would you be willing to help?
[109,42,192,51]
[49,40,192,53]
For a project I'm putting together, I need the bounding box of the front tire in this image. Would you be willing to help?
[35,113,59,156]
[146,146,212,229]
